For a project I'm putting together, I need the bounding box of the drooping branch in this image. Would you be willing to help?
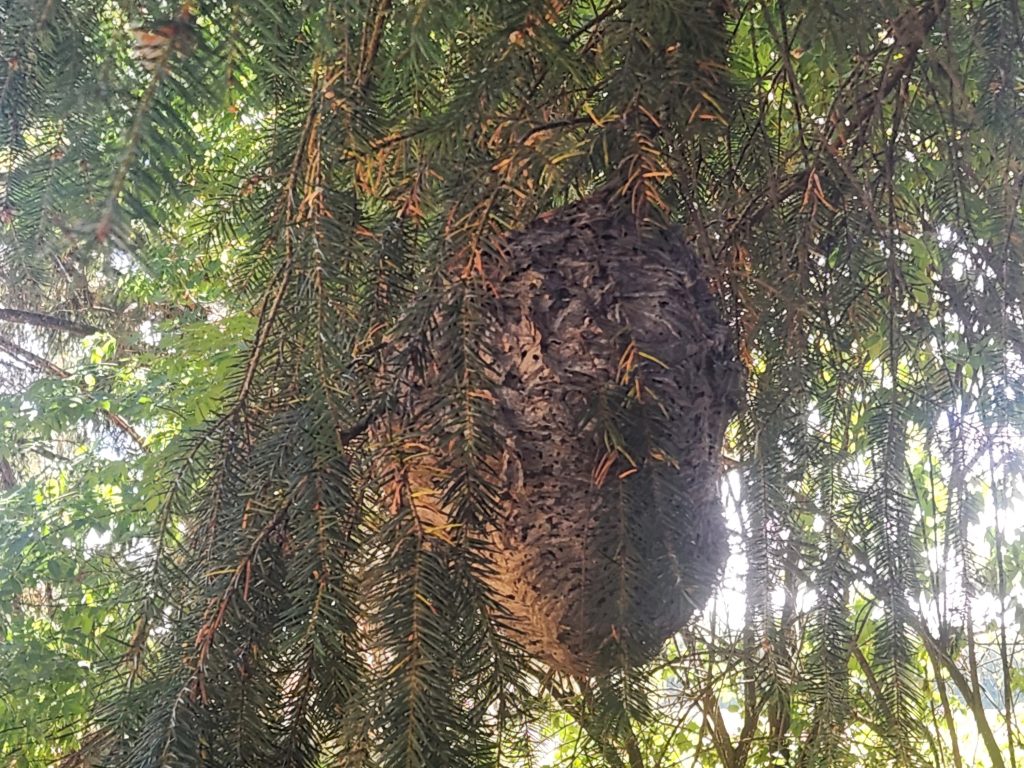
[841,0,949,152]
[355,0,392,94]
[720,0,949,244]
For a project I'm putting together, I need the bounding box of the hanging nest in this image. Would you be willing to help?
[476,192,745,677]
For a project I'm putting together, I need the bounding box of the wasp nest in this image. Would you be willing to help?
[481,193,744,677]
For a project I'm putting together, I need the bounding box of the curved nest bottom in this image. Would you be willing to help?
[479,193,744,677]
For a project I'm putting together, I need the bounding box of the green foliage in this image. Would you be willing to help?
[2,1,1024,767]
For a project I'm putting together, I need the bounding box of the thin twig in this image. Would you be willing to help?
[0,308,101,337]
[0,335,146,451]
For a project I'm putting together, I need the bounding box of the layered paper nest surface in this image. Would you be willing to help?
[479,194,744,676]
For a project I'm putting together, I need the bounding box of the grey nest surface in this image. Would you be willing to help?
[481,193,745,677]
